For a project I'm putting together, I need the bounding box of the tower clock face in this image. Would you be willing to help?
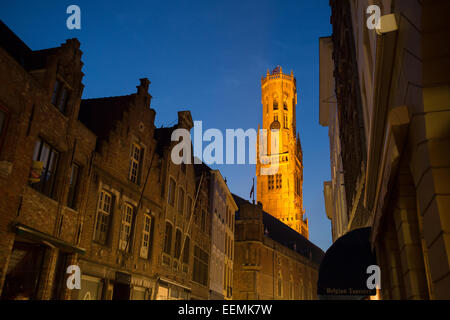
[270,120,281,130]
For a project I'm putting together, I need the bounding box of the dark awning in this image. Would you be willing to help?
[317,227,377,298]
[14,223,86,255]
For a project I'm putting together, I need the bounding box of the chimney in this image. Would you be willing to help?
[137,78,151,95]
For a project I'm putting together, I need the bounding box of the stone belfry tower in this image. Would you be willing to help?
[256,66,308,238]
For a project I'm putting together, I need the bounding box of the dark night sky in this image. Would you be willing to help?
[1,0,333,251]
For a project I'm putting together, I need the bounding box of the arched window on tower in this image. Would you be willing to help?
[273,99,278,110]
[275,173,282,189]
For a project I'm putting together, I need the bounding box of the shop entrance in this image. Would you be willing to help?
[1,242,46,300]
[113,282,130,300]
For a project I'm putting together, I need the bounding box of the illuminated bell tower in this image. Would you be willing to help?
[256,66,308,238]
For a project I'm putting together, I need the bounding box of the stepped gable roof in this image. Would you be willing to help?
[154,127,209,175]
[233,194,324,265]
[79,95,134,142]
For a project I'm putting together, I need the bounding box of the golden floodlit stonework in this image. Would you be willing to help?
[256,67,309,238]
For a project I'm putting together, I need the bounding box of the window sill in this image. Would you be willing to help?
[128,179,141,186]
[138,255,150,261]
[65,206,79,214]
[162,253,171,266]
[190,280,208,288]
[92,241,111,249]
[27,185,58,203]
[50,103,69,119]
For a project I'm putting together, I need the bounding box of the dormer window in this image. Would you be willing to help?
[51,79,70,114]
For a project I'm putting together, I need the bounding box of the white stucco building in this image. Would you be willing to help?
[208,170,237,300]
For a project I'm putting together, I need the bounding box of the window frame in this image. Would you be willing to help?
[51,78,70,114]
[186,196,193,220]
[67,163,81,209]
[128,142,143,184]
[119,203,134,252]
[268,175,274,190]
[140,213,152,259]
[277,271,283,297]
[57,87,69,114]
[177,187,185,216]
[167,177,176,206]
[94,190,113,244]
[180,149,186,174]
[31,138,60,198]
[174,229,182,260]
[192,245,209,286]
[163,222,173,255]
[273,99,278,110]
[51,80,62,106]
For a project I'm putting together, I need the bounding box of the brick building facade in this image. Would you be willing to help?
[75,78,160,300]
[0,21,215,300]
[232,195,323,300]
[0,21,96,299]
[77,86,214,300]
[153,117,212,300]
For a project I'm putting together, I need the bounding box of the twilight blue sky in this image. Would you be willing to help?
[1,0,333,251]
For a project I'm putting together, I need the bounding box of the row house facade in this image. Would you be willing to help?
[153,118,212,300]
[319,36,348,243]
[320,0,450,299]
[76,78,160,300]
[0,21,96,299]
[77,91,213,300]
[0,21,221,300]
